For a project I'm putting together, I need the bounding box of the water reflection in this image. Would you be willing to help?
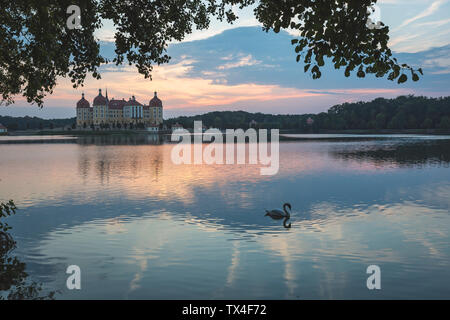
[330,139,450,167]
[2,135,450,235]
[76,134,171,146]
[1,134,450,299]
[1,220,55,299]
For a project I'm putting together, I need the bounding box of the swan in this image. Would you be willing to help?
[265,203,291,220]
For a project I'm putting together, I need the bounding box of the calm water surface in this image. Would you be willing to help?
[1,134,449,299]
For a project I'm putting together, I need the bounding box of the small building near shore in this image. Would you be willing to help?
[0,123,7,134]
[171,123,184,132]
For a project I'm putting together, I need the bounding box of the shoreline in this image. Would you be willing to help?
[3,128,450,137]
[4,129,170,136]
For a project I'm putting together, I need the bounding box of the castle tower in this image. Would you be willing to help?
[76,92,91,127]
[149,91,163,125]
[93,89,108,125]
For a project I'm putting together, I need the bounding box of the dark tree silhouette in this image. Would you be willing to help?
[165,95,450,131]
[1,201,56,300]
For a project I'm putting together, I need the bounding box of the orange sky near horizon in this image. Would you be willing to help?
[5,59,413,118]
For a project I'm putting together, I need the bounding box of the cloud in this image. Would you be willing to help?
[389,33,422,48]
[423,56,450,74]
[217,54,262,70]
[397,0,448,29]
[416,18,450,27]
[391,30,450,53]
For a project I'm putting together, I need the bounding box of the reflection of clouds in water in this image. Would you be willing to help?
[4,139,449,210]
[419,182,450,209]
[127,250,148,294]
[254,195,450,297]
[259,233,299,297]
[218,187,255,210]
[20,198,450,298]
[226,241,241,287]
[379,201,449,263]
[120,217,177,298]
[0,142,391,209]
[103,217,128,235]
[2,137,450,298]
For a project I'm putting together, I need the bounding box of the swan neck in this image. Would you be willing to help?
[283,204,291,217]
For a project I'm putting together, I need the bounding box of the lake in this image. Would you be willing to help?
[1,134,450,299]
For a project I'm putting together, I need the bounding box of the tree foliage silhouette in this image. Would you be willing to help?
[1,201,56,300]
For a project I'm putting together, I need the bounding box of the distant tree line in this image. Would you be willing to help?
[2,96,449,132]
[165,96,450,131]
[0,116,76,131]
[314,95,450,131]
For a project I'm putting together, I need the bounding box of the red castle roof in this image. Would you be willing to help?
[109,99,126,110]
[149,91,162,108]
[76,93,90,109]
[78,91,159,109]
[93,89,107,106]
[124,96,143,107]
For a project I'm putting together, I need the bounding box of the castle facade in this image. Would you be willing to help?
[76,89,163,128]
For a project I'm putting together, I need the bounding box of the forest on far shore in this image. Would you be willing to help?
[1,95,449,132]
[0,116,75,131]
[165,95,450,131]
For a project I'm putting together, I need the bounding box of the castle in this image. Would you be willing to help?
[76,89,163,128]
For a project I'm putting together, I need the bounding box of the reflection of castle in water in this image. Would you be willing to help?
[77,137,165,185]
[76,133,171,146]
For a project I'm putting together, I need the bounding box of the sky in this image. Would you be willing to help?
[1,0,450,119]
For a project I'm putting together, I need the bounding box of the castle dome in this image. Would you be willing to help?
[149,91,162,108]
[76,93,90,109]
[93,89,107,106]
